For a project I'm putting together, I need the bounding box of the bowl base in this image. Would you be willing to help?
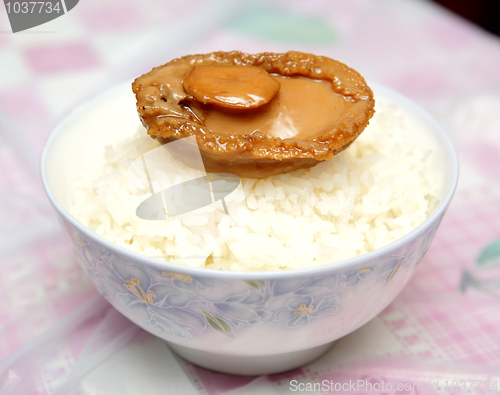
[167,341,335,376]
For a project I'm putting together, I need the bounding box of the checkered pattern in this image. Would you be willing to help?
[399,189,500,365]
[1,0,500,393]
[407,188,500,295]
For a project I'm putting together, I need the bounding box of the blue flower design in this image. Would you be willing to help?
[274,294,339,328]
[94,257,206,339]
[212,289,272,328]
[160,271,226,293]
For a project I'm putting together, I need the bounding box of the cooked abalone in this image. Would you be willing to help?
[132,51,375,178]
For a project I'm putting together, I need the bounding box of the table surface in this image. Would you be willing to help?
[1,0,500,394]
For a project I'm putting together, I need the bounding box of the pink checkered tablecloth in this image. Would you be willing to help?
[1,0,500,394]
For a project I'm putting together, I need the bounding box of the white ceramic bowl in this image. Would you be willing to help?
[41,81,458,375]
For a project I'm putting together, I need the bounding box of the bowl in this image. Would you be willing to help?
[40,81,458,376]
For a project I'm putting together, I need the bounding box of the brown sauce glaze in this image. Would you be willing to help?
[183,65,280,110]
[132,51,375,179]
[203,75,351,141]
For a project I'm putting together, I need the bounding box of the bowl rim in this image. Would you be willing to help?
[40,80,459,280]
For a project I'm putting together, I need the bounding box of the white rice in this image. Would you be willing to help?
[70,99,441,271]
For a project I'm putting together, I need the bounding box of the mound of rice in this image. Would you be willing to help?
[70,99,441,271]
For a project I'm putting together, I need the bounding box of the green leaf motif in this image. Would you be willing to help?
[202,310,235,339]
[226,9,336,44]
[245,280,265,289]
[385,260,402,285]
[477,239,500,269]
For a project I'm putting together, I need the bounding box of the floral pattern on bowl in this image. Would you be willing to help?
[59,212,441,351]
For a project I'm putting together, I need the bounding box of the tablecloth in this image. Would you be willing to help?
[1,0,500,393]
